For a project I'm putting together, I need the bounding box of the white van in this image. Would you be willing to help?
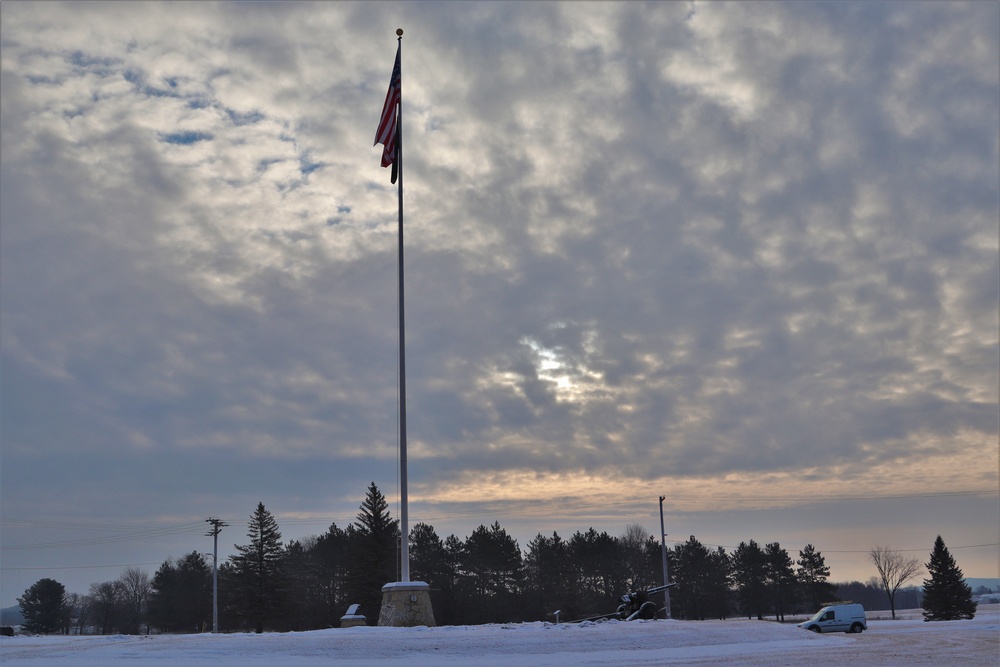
[797,603,867,634]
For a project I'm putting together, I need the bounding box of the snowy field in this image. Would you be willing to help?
[2,605,997,666]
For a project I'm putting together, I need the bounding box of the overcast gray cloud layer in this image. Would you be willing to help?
[2,1,997,602]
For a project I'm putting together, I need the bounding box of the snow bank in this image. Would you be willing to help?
[2,604,997,666]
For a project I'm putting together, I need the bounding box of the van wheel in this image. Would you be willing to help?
[849,623,864,633]
[808,625,821,633]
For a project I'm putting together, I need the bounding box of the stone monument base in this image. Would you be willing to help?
[377,581,436,627]
[339,614,366,628]
[339,602,366,628]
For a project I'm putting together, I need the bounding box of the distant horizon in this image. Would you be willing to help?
[2,495,997,608]
[3,578,999,619]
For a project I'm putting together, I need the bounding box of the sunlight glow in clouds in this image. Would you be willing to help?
[1,1,997,601]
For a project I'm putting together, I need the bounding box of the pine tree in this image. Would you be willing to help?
[523,532,574,621]
[230,502,285,633]
[18,578,67,634]
[706,546,733,620]
[796,544,838,611]
[409,522,454,624]
[764,542,796,622]
[347,482,400,622]
[568,528,625,615]
[410,522,450,591]
[460,522,523,623]
[148,560,178,631]
[174,552,212,631]
[310,522,351,627]
[732,540,767,620]
[149,552,212,632]
[922,535,977,621]
[671,536,715,620]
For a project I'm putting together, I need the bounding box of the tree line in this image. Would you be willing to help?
[17,483,976,634]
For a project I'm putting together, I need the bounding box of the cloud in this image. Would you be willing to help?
[1,1,997,599]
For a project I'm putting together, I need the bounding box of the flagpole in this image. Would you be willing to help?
[394,27,410,584]
[375,28,434,626]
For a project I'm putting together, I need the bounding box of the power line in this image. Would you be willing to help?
[1,562,164,571]
[1,519,210,531]
[661,537,1000,555]
[822,543,1000,555]
[399,489,999,525]
[1,521,207,551]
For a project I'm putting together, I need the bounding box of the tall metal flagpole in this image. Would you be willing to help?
[394,27,410,584]
[375,28,432,626]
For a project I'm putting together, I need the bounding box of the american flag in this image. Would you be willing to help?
[374,45,401,172]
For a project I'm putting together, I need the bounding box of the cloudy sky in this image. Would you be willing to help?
[2,1,998,606]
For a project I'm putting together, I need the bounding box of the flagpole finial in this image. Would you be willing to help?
[396,28,403,37]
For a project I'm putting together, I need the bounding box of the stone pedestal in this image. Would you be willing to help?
[339,603,366,628]
[339,614,366,628]
[377,581,436,627]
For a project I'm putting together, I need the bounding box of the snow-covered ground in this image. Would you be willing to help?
[2,604,997,666]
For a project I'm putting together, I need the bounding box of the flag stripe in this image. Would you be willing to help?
[374,45,401,169]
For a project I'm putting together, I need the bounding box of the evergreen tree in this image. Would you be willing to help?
[764,542,796,622]
[732,540,767,620]
[280,540,317,631]
[706,546,733,620]
[310,522,351,627]
[439,533,466,625]
[149,552,212,632]
[644,536,677,617]
[523,532,575,621]
[669,537,731,621]
[671,536,713,620]
[347,482,400,623]
[230,502,286,633]
[922,535,977,621]
[460,522,523,623]
[410,523,454,624]
[148,559,179,631]
[410,523,449,587]
[796,544,838,611]
[568,528,625,615]
[18,578,67,634]
[216,561,240,629]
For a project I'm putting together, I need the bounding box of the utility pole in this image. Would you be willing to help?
[205,518,228,633]
[659,496,672,619]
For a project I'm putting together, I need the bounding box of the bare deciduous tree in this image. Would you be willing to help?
[118,567,152,634]
[64,592,90,635]
[620,524,654,590]
[869,545,922,619]
[89,580,125,634]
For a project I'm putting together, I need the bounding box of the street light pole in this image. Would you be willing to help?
[659,496,672,619]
